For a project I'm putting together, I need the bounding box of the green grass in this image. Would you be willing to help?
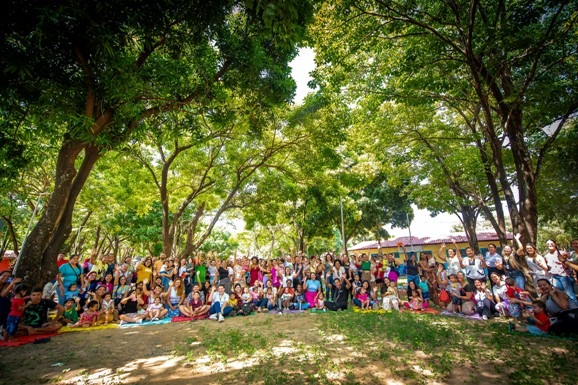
[167,310,578,385]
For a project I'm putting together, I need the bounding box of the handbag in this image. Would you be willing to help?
[439,289,450,302]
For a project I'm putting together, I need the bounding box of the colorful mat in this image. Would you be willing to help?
[0,333,58,347]
[119,317,172,328]
[60,323,119,333]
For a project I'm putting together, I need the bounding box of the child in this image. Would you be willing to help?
[314,291,326,311]
[101,292,115,325]
[382,280,400,311]
[240,287,253,313]
[3,284,30,341]
[64,283,81,301]
[61,298,80,325]
[146,296,164,321]
[356,287,370,310]
[409,289,423,311]
[250,285,262,309]
[280,286,294,313]
[70,300,100,328]
[419,275,430,302]
[510,300,551,335]
[448,274,462,313]
[504,277,532,318]
[265,287,276,312]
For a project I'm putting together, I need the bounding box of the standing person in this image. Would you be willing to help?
[3,284,30,341]
[153,253,167,280]
[502,235,530,290]
[402,244,420,289]
[484,243,503,280]
[56,253,68,268]
[522,242,548,292]
[136,257,153,285]
[194,255,207,286]
[57,254,84,305]
[544,239,576,302]
[438,240,462,276]
[462,247,487,288]
[325,274,351,311]
[217,260,232,294]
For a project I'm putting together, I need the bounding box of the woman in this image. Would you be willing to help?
[122,256,135,283]
[303,272,321,308]
[537,279,578,336]
[404,280,423,310]
[462,247,486,288]
[249,257,260,287]
[81,271,100,300]
[446,271,475,315]
[58,254,84,305]
[484,243,503,279]
[353,280,375,308]
[136,257,153,285]
[473,279,497,320]
[402,244,420,288]
[100,272,114,294]
[438,240,462,276]
[521,242,548,291]
[501,239,528,290]
[386,254,399,282]
[119,289,146,324]
[544,240,576,302]
[166,278,185,317]
[113,275,131,308]
[217,260,232,294]
[490,272,511,317]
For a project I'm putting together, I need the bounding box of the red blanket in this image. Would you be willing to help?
[0,333,57,347]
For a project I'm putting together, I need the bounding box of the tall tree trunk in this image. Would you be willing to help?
[460,205,480,254]
[14,139,86,285]
[1,216,19,256]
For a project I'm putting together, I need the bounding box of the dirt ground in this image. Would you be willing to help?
[0,311,576,385]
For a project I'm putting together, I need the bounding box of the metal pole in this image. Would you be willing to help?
[407,212,413,252]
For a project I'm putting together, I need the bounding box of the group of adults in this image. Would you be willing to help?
[1,235,578,336]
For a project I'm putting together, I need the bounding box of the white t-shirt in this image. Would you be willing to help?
[447,256,462,275]
[545,251,569,276]
[525,255,548,278]
[211,292,229,305]
[463,257,485,279]
[484,252,502,268]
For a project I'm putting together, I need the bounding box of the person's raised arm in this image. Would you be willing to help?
[514,233,524,256]
[452,240,462,259]
[401,244,408,261]
[438,242,447,262]
[342,272,352,290]
[142,278,151,296]
[1,277,21,297]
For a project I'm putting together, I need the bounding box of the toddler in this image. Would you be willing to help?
[504,277,532,318]
[418,275,430,301]
[510,300,550,335]
[70,300,100,328]
[357,287,370,310]
[448,274,462,313]
[102,292,115,325]
[314,291,326,311]
[64,283,81,301]
[409,289,423,311]
[61,297,80,325]
[3,284,30,341]
[382,281,400,311]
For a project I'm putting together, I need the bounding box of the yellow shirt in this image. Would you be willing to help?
[137,265,153,284]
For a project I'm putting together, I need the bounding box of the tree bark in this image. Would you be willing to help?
[1,216,19,256]
[460,204,480,254]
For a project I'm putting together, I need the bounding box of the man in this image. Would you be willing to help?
[209,284,233,322]
[90,253,108,280]
[21,288,64,335]
[104,254,116,276]
[325,274,351,311]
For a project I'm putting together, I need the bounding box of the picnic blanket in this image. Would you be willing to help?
[440,310,483,320]
[0,333,57,347]
[119,317,172,328]
[60,323,119,333]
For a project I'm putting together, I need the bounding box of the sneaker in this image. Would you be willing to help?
[218,314,224,323]
[119,320,125,326]
[151,317,158,321]
[137,318,143,324]
[209,313,218,321]
[482,315,488,320]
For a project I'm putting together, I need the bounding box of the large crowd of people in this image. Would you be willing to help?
[1,236,578,341]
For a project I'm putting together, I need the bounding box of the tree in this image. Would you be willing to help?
[311,0,578,245]
[2,0,313,284]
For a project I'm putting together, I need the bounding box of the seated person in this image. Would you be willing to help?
[20,287,64,335]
